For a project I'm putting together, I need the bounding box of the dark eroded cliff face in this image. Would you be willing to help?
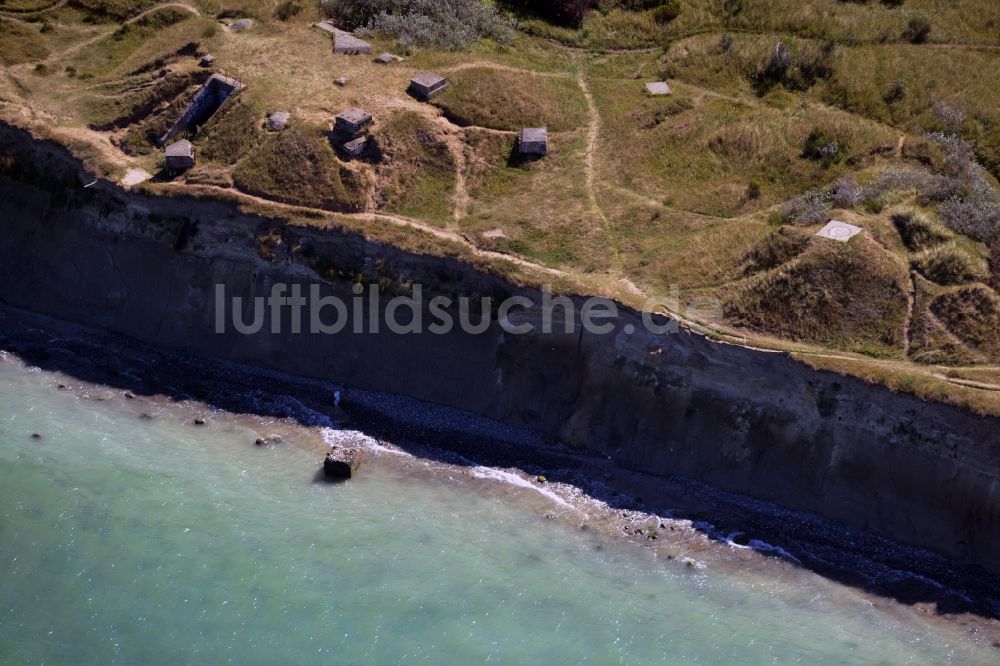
[1,123,998,572]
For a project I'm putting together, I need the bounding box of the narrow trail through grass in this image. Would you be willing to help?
[576,71,622,274]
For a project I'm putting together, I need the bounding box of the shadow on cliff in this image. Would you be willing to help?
[2,305,999,624]
[1,119,998,626]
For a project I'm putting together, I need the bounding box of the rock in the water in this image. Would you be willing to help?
[30,433,42,440]
[255,435,282,446]
[193,418,206,426]
[731,532,751,546]
[324,447,361,480]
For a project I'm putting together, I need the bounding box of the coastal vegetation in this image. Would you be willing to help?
[0,0,998,397]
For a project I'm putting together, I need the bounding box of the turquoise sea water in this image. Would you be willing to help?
[0,359,994,665]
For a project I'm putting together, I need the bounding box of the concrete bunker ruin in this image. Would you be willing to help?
[159,74,244,145]
[518,127,548,157]
[409,72,448,100]
[315,22,373,54]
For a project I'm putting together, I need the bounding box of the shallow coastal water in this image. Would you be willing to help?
[0,359,995,664]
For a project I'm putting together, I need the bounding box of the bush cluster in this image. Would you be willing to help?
[777,188,833,225]
[902,17,931,43]
[755,40,835,94]
[499,0,592,27]
[274,1,301,21]
[802,129,846,167]
[322,0,515,48]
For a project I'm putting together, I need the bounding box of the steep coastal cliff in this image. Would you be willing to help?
[1,122,998,575]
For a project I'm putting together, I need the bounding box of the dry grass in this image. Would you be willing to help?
[70,0,159,20]
[908,274,982,366]
[689,0,1000,45]
[724,235,909,352]
[407,34,577,74]
[601,188,770,293]
[82,70,203,130]
[930,285,1000,361]
[912,242,989,286]
[0,0,62,10]
[0,18,50,65]
[739,225,811,274]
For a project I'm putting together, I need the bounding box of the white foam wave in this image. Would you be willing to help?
[320,428,412,457]
[748,539,802,564]
[470,466,573,509]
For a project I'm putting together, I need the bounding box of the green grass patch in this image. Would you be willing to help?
[375,112,456,222]
[76,8,200,77]
[83,71,201,129]
[820,44,1000,178]
[197,97,265,165]
[589,77,896,217]
[433,68,587,132]
[232,124,369,212]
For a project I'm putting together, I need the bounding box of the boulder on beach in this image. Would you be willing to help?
[324,447,362,480]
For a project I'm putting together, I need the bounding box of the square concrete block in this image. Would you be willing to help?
[816,220,863,242]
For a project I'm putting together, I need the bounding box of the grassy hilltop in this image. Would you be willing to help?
[2,0,1000,409]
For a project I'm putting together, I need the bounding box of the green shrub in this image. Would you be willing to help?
[883,79,907,103]
[324,0,514,48]
[802,128,846,166]
[902,17,931,43]
[274,1,301,21]
[650,0,681,24]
